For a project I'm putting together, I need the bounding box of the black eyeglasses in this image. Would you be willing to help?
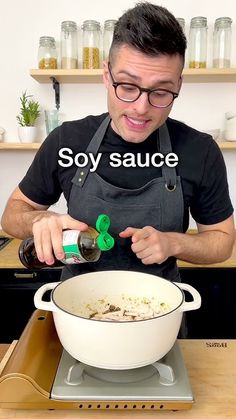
[108,62,179,108]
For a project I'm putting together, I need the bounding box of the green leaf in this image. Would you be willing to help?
[16,90,41,126]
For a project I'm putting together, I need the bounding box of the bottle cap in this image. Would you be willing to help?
[95,214,115,251]
[96,214,111,233]
[96,232,115,251]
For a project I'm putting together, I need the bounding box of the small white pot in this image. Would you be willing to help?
[18,126,37,143]
[225,129,236,141]
[224,114,236,141]
[34,271,201,370]
[0,126,5,142]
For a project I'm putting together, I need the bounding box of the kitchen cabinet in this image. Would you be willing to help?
[0,268,62,343]
[1,265,236,343]
[1,233,236,342]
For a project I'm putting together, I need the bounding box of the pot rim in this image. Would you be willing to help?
[51,272,185,323]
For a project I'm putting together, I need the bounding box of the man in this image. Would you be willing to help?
[1,3,234,282]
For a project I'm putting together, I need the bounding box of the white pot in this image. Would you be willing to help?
[0,126,5,142]
[225,129,236,141]
[224,114,236,141]
[18,126,37,143]
[34,271,201,370]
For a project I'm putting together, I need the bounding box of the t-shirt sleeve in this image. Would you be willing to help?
[190,139,234,225]
[19,127,62,205]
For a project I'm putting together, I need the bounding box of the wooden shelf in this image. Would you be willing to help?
[30,69,103,83]
[30,68,236,84]
[0,142,41,150]
[182,68,236,83]
[1,141,236,151]
[217,141,236,149]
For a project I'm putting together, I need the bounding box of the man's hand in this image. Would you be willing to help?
[120,215,235,266]
[1,186,89,266]
[32,213,88,265]
[119,226,171,265]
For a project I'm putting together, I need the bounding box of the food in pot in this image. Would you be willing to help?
[79,296,171,321]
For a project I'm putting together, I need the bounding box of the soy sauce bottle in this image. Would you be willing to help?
[18,214,114,269]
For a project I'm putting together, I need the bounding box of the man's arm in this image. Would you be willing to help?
[1,186,50,239]
[119,215,235,265]
[1,186,88,264]
[165,215,235,264]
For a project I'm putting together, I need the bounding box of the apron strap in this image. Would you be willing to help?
[158,123,177,189]
[72,116,177,189]
[72,115,111,187]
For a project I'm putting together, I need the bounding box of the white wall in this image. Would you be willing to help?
[0,0,236,227]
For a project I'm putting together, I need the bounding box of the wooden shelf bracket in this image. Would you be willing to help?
[50,77,60,110]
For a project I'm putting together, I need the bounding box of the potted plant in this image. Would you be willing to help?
[17,91,40,143]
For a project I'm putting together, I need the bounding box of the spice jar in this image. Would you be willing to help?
[82,20,101,69]
[60,20,78,69]
[213,17,232,68]
[18,214,115,269]
[189,17,207,69]
[38,36,57,69]
[103,19,117,61]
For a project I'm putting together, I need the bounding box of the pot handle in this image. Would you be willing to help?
[173,282,201,312]
[34,281,61,312]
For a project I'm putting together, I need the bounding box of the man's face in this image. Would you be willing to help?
[103,45,183,143]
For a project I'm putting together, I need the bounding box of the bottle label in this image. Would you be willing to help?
[62,230,87,264]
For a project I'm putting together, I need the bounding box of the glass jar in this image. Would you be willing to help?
[103,19,117,61]
[176,18,185,34]
[213,17,232,68]
[189,17,207,69]
[38,36,57,69]
[60,20,78,69]
[82,20,101,69]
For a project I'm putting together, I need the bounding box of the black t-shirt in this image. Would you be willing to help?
[19,113,233,232]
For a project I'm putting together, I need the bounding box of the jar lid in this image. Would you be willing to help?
[104,19,117,30]
[39,36,56,46]
[82,20,101,30]
[61,21,77,31]
[190,16,207,28]
[214,17,232,28]
[40,36,55,42]
[176,18,185,32]
[176,18,185,25]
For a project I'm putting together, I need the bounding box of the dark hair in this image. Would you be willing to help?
[110,2,186,61]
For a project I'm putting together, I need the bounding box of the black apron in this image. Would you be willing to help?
[61,115,184,281]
